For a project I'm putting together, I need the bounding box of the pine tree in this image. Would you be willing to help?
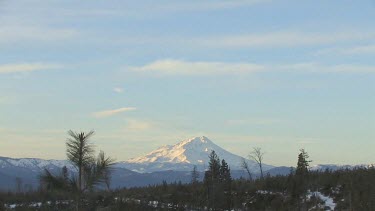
[191,165,199,184]
[296,149,310,177]
[204,150,221,209]
[190,165,201,209]
[40,130,115,211]
[220,159,231,184]
[207,150,221,181]
[294,148,311,210]
[220,159,232,210]
[62,166,69,181]
[66,130,96,192]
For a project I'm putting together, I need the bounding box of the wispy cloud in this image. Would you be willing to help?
[129,59,265,75]
[0,26,78,44]
[100,30,375,51]
[124,119,154,132]
[340,44,375,54]
[199,31,375,48]
[0,63,62,74]
[92,107,136,118]
[226,118,281,126]
[113,87,124,93]
[279,63,375,73]
[129,59,375,76]
[315,44,375,56]
[153,0,270,12]
[1,0,269,23]
[296,138,321,145]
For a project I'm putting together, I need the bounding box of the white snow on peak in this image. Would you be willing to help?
[126,136,212,164]
[124,136,272,171]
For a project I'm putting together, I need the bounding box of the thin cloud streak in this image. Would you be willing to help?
[315,44,375,56]
[0,63,62,74]
[92,107,136,118]
[124,119,155,132]
[129,59,375,75]
[226,118,282,126]
[1,0,269,22]
[153,0,270,12]
[96,30,375,51]
[129,59,265,75]
[0,26,78,44]
[113,87,124,93]
[200,31,375,48]
[279,63,375,73]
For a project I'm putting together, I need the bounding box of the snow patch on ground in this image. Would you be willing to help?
[308,191,336,210]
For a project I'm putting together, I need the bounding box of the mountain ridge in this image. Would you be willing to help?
[1,136,372,191]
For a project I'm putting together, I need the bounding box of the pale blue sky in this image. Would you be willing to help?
[0,0,374,166]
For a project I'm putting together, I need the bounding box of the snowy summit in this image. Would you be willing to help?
[127,136,215,164]
[117,136,273,173]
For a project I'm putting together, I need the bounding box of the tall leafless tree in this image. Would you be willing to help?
[241,158,253,180]
[248,147,265,179]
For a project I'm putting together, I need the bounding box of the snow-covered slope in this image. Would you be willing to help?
[0,156,75,190]
[310,164,374,171]
[117,136,274,173]
[0,156,74,172]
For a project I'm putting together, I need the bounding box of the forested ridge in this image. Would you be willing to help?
[1,151,374,210]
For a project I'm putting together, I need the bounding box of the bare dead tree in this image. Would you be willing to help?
[248,147,265,179]
[241,158,253,180]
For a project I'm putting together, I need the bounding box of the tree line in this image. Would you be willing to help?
[0,130,374,210]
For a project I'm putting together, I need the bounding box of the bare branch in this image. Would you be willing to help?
[241,158,253,180]
[248,147,265,179]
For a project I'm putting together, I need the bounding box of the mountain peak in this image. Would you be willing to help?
[122,136,273,173]
[181,136,212,145]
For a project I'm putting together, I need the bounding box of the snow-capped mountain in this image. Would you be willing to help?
[117,136,274,173]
